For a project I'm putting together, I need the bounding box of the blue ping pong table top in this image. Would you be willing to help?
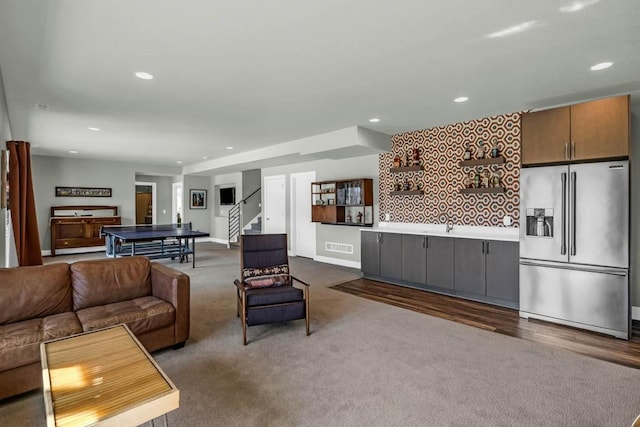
[102,223,209,241]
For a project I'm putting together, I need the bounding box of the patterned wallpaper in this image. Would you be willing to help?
[379,112,521,227]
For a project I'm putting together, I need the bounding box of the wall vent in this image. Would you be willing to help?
[325,242,353,254]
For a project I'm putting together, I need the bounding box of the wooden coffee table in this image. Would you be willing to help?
[40,324,179,427]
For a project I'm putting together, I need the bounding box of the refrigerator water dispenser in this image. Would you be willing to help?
[525,208,553,237]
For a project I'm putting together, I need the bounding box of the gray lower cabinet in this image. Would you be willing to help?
[379,233,402,280]
[485,240,519,302]
[400,235,454,290]
[401,234,427,285]
[361,231,381,277]
[361,232,402,281]
[426,236,454,290]
[453,238,486,295]
[454,238,519,304]
[362,231,519,307]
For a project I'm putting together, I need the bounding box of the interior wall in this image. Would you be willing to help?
[183,174,212,234]
[211,172,242,241]
[0,65,13,267]
[31,155,179,252]
[630,93,640,308]
[262,155,379,265]
[380,112,520,227]
[242,169,261,227]
[136,174,174,224]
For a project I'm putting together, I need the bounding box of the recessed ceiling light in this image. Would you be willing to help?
[202,156,210,160]
[31,144,40,148]
[69,150,79,154]
[559,0,599,13]
[590,62,613,71]
[36,104,49,111]
[88,127,100,131]
[176,160,183,164]
[486,21,540,39]
[454,97,469,103]
[369,118,381,123]
[135,72,154,80]
[225,146,234,150]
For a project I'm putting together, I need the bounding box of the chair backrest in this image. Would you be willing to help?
[240,234,289,272]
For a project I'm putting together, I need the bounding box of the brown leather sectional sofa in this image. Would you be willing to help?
[0,256,190,400]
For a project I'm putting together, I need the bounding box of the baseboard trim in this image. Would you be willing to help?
[632,306,640,321]
[43,246,106,257]
[313,255,360,269]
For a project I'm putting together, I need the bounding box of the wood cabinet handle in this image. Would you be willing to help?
[571,140,575,158]
[564,142,569,160]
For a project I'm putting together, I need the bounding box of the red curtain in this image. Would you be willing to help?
[7,141,43,266]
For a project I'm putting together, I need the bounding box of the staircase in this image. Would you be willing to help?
[228,187,261,247]
[243,216,262,235]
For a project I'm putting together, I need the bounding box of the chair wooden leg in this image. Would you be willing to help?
[242,292,248,345]
[305,287,310,336]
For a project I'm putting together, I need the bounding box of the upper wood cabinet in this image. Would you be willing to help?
[521,95,629,166]
[311,178,374,226]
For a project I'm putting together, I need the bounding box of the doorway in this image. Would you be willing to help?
[135,181,157,225]
[172,182,183,224]
[263,175,286,234]
[290,171,316,258]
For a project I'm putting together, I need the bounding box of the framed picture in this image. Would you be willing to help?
[1,150,6,209]
[190,189,207,209]
[55,186,112,197]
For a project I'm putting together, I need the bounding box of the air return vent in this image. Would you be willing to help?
[325,242,353,254]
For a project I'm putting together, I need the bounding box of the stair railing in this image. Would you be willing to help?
[228,187,261,248]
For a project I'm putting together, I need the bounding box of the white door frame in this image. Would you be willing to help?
[290,171,316,258]
[135,181,157,224]
[172,181,183,223]
[263,175,286,234]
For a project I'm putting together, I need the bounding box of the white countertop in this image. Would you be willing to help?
[361,222,519,242]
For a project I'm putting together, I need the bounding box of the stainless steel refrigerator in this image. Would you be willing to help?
[519,160,630,339]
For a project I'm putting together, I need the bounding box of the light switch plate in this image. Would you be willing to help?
[385,213,390,221]
[503,215,513,226]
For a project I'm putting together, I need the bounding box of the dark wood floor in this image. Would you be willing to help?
[332,278,640,369]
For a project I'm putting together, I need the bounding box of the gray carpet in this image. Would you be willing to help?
[1,243,639,426]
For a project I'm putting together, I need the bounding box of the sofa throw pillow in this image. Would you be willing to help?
[243,264,290,288]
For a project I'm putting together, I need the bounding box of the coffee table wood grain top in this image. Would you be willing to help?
[40,324,179,427]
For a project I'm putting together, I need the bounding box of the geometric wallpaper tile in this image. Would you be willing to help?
[379,112,521,227]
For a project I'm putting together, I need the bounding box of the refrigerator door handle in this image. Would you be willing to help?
[519,260,628,276]
[561,172,567,255]
[571,171,577,256]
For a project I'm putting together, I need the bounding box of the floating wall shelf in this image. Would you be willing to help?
[390,165,424,173]
[458,157,505,167]
[459,187,505,194]
[390,190,424,196]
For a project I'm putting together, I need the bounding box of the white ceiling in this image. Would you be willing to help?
[1,0,639,172]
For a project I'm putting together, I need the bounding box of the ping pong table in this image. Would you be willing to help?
[101,222,209,267]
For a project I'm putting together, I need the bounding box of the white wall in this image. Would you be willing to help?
[136,174,174,224]
[262,154,379,266]
[630,93,640,309]
[0,66,16,267]
[183,175,212,234]
[31,155,180,252]
[211,172,242,241]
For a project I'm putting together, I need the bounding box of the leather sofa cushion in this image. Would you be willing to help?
[246,285,303,307]
[0,312,83,371]
[0,263,71,325]
[76,296,175,335]
[71,256,152,311]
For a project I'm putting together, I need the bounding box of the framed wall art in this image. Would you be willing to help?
[190,189,207,209]
[55,186,112,197]
[1,150,6,209]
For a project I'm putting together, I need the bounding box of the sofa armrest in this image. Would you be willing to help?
[151,263,190,345]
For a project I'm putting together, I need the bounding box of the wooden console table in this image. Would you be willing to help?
[41,325,179,427]
[50,205,121,256]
